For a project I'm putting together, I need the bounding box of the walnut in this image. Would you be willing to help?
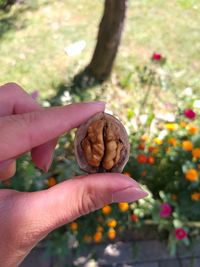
[74,112,130,173]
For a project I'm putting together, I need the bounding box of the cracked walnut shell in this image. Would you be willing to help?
[74,112,130,173]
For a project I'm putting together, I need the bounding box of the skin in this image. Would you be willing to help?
[0,83,148,267]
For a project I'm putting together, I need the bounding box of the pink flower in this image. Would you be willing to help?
[152,52,162,61]
[175,228,187,240]
[160,203,172,218]
[31,90,39,100]
[184,109,196,120]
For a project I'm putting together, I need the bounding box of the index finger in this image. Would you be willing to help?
[0,102,105,161]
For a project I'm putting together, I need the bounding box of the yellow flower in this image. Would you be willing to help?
[107,219,117,228]
[83,235,92,243]
[185,169,199,182]
[182,140,193,151]
[96,226,104,233]
[191,193,200,201]
[107,228,116,240]
[186,124,199,135]
[154,138,163,145]
[168,138,177,146]
[70,222,78,231]
[118,202,129,212]
[47,177,57,187]
[93,232,102,243]
[102,205,112,215]
[192,148,200,159]
[165,123,178,131]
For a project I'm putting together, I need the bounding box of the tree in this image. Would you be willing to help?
[74,0,128,85]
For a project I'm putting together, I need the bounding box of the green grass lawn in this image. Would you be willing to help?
[0,0,199,100]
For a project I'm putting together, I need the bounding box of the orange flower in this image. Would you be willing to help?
[102,205,112,215]
[165,123,178,131]
[107,228,116,240]
[107,219,117,228]
[192,148,200,159]
[185,169,199,182]
[191,193,200,201]
[171,194,177,201]
[93,232,102,243]
[123,172,131,177]
[186,124,199,135]
[154,138,163,145]
[138,143,145,150]
[182,140,193,151]
[83,235,92,243]
[180,121,187,128]
[168,138,177,146]
[141,170,147,177]
[96,226,104,233]
[140,134,149,142]
[131,214,139,222]
[47,177,57,187]
[147,156,155,164]
[70,222,78,231]
[137,154,147,163]
[118,202,129,212]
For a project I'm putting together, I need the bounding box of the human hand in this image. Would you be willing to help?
[0,83,148,267]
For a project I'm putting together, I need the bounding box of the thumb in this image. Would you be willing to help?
[24,174,148,242]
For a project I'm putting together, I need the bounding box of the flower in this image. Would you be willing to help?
[47,177,57,187]
[107,219,117,228]
[148,146,155,153]
[141,170,147,177]
[102,205,112,215]
[118,202,129,212]
[184,109,196,120]
[123,172,131,177]
[140,134,149,142]
[93,232,102,243]
[31,90,39,100]
[168,138,177,146]
[138,143,145,150]
[180,121,187,128]
[70,222,78,231]
[171,194,177,201]
[165,123,178,131]
[191,192,200,201]
[186,124,199,134]
[182,140,193,151]
[152,52,162,61]
[137,154,147,163]
[192,148,200,159]
[83,235,92,243]
[185,169,199,182]
[147,156,155,164]
[154,138,163,145]
[131,214,139,222]
[175,228,187,240]
[107,228,116,240]
[96,226,104,232]
[160,203,172,218]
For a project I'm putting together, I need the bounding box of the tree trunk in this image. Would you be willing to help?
[74,0,127,85]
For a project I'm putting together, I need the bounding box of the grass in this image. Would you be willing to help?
[0,0,199,103]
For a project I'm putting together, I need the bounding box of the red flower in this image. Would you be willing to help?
[152,52,162,61]
[137,154,147,164]
[160,203,172,218]
[131,214,139,222]
[148,146,155,153]
[175,228,187,240]
[184,109,196,120]
[147,156,155,164]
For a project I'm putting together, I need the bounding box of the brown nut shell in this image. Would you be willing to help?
[74,112,130,173]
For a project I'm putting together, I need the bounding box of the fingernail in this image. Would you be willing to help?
[112,187,148,203]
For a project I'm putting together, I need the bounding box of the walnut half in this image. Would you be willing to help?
[74,112,130,173]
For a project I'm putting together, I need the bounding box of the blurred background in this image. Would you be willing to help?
[0,0,200,266]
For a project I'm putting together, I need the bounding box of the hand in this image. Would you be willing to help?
[0,83,148,267]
